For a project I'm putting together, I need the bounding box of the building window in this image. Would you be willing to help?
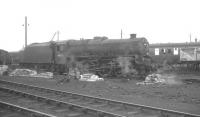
[155,48,159,55]
[168,49,171,53]
[161,48,166,54]
[57,45,64,51]
[174,48,178,55]
[57,46,60,51]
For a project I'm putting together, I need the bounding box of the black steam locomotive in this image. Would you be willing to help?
[20,34,151,78]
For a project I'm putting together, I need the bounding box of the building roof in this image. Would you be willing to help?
[149,42,200,48]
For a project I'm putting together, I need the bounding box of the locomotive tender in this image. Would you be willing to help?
[21,34,150,78]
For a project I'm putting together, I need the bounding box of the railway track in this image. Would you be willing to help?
[0,87,122,117]
[0,79,199,117]
[0,100,55,117]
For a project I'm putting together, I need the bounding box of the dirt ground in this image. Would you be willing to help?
[0,73,200,115]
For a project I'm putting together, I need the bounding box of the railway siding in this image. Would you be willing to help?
[0,100,56,117]
[0,79,199,117]
[0,86,124,117]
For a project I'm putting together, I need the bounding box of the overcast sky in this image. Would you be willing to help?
[0,0,200,51]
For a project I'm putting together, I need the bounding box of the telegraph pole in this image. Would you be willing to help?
[57,30,59,41]
[25,16,28,48]
[121,29,123,39]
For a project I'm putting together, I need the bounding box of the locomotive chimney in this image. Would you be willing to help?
[195,38,197,43]
[130,34,136,39]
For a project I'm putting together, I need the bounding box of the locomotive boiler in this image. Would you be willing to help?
[21,34,151,78]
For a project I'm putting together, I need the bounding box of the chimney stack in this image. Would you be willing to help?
[130,34,136,39]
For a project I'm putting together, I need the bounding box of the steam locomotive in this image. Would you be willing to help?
[20,34,151,78]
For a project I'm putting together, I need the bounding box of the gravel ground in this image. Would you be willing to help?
[0,73,200,115]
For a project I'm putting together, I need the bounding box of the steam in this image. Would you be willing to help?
[67,56,140,77]
[151,62,182,85]
[116,57,138,75]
